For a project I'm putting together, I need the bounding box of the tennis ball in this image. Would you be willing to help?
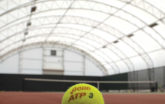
[62,83,104,104]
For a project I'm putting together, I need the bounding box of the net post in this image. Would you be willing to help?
[97,81,100,90]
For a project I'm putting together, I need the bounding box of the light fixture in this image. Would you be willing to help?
[24,31,28,35]
[27,22,31,26]
[127,34,134,38]
[102,45,107,48]
[31,6,37,12]
[22,38,26,42]
[149,22,158,28]
[113,40,119,44]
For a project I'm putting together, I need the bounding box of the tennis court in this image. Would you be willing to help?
[1,92,165,104]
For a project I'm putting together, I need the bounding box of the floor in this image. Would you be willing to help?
[0,92,165,104]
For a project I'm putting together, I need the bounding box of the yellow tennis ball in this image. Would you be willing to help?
[62,83,104,104]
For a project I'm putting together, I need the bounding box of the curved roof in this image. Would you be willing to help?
[0,0,165,75]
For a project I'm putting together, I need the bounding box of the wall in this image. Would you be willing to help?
[0,54,19,74]
[0,47,104,76]
[20,48,43,74]
[128,66,165,89]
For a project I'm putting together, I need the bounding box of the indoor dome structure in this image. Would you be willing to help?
[0,0,165,76]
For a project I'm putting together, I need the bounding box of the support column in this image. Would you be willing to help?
[62,49,65,75]
[82,55,86,76]
[18,51,23,74]
[42,47,45,74]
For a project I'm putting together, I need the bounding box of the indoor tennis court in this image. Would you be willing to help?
[1,0,165,104]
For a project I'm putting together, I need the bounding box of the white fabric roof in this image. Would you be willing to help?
[0,0,165,75]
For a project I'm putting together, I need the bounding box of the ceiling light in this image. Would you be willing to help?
[27,22,31,26]
[149,22,158,28]
[102,45,107,48]
[127,34,134,38]
[31,6,37,12]
[113,40,119,44]
[24,31,28,35]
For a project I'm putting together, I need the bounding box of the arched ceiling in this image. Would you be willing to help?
[0,0,165,75]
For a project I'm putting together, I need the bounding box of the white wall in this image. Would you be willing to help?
[0,47,104,76]
[0,54,19,74]
[85,59,103,76]
[43,48,63,70]
[20,48,43,74]
[64,50,84,75]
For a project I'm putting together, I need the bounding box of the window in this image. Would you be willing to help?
[51,50,56,56]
